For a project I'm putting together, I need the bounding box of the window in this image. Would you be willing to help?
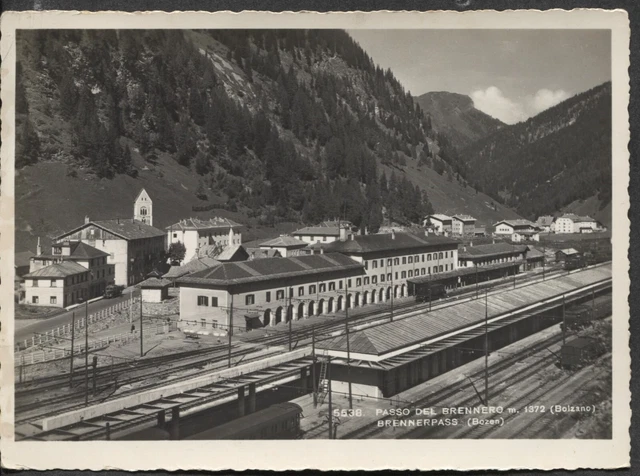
[379,259,383,267]
[339,281,343,289]
[32,296,39,304]
[298,286,304,297]
[266,291,271,303]
[197,296,209,306]
[380,274,385,282]
[394,258,400,266]
[329,282,336,291]
[323,236,327,242]
[408,256,413,264]
[364,277,369,285]
[319,283,326,293]
[439,252,444,259]
[201,319,206,328]
[140,207,148,216]
[440,265,444,272]
[422,255,425,262]
[246,294,255,305]
[372,261,377,269]
[347,279,352,288]
[427,254,432,261]
[401,271,407,279]
[387,273,392,281]
[445,251,448,258]
[428,267,431,274]
[415,255,420,262]
[408,270,413,278]
[356,278,362,287]
[211,321,218,329]
[50,296,57,304]
[387,259,392,267]
[395,272,399,280]
[276,290,284,300]
[364,261,368,270]
[309,285,317,294]
[211,297,219,307]
[32,280,39,287]
[372,276,378,284]
[422,268,426,275]
[403,257,407,265]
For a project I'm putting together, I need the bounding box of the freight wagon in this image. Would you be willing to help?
[408,282,447,303]
[561,295,612,331]
[185,402,303,440]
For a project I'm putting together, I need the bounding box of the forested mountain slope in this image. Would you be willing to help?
[15,29,521,252]
[461,82,612,220]
[414,91,504,149]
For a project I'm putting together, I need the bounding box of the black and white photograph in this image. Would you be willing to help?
[0,9,631,472]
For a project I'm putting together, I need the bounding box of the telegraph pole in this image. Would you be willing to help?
[327,356,333,439]
[139,297,144,357]
[84,299,89,406]
[69,311,75,388]
[228,293,234,368]
[542,243,546,280]
[484,288,489,406]
[288,287,292,352]
[475,263,479,298]
[390,261,395,322]
[345,282,353,410]
[562,294,566,346]
[312,326,318,407]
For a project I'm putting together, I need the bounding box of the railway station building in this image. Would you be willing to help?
[319,264,611,399]
[457,242,529,269]
[176,253,366,333]
[307,230,459,301]
[166,217,243,264]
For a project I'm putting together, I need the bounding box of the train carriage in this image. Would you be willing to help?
[185,402,303,440]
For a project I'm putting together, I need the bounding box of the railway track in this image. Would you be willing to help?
[15,345,269,425]
[340,331,566,439]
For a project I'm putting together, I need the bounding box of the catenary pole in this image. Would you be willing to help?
[140,296,144,357]
[345,282,353,409]
[328,356,333,439]
[312,326,318,408]
[484,288,489,406]
[84,299,89,406]
[228,293,234,368]
[69,311,75,388]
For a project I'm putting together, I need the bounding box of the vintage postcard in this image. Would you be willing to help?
[0,9,630,471]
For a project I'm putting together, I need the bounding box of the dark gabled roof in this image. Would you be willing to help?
[56,220,165,241]
[66,241,109,259]
[313,232,457,255]
[494,219,537,228]
[163,258,221,278]
[24,261,88,278]
[459,243,528,259]
[139,277,172,288]
[167,217,243,231]
[177,253,362,286]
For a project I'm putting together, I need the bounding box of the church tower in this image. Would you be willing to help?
[133,189,153,226]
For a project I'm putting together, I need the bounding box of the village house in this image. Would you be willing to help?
[556,248,581,262]
[166,217,243,264]
[54,189,166,287]
[24,240,115,308]
[425,214,453,235]
[259,235,310,257]
[451,215,477,236]
[291,224,353,244]
[536,215,555,233]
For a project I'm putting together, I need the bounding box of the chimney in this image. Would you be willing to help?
[36,237,42,256]
[339,227,347,242]
[391,229,396,240]
[84,215,90,224]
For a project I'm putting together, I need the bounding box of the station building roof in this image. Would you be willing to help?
[408,260,523,284]
[177,252,363,288]
[319,264,611,361]
[310,232,457,256]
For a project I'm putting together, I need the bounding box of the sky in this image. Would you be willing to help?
[347,29,611,124]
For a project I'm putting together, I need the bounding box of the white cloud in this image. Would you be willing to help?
[527,88,570,115]
[471,86,572,125]
[470,86,527,125]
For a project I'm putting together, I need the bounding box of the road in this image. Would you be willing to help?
[15,289,139,344]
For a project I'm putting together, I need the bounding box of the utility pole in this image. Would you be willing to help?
[92,355,98,395]
[327,356,333,439]
[345,282,353,410]
[84,299,89,406]
[228,293,234,368]
[542,243,546,280]
[139,297,144,357]
[475,263,479,298]
[288,287,292,352]
[390,261,394,322]
[562,294,566,346]
[312,326,318,408]
[69,311,75,388]
[484,288,489,406]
